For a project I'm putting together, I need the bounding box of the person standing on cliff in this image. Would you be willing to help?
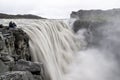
[9,21,17,28]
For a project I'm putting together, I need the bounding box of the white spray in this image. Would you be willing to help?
[64,21,120,80]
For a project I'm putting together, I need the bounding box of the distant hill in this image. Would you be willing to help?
[0,13,45,19]
[70,8,120,22]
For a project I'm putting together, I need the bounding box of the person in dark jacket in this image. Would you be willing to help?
[9,21,17,28]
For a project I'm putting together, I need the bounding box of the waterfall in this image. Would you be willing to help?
[2,19,120,80]
[9,19,80,80]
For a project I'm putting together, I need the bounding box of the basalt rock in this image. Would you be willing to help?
[72,20,107,33]
[13,59,43,75]
[0,71,34,80]
[0,60,9,73]
[0,24,31,61]
[12,59,46,80]
[12,28,31,61]
[0,24,45,80]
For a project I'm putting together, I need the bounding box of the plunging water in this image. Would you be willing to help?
[1,19,81,80]
[1,19,120,80]
[19,20,81,80]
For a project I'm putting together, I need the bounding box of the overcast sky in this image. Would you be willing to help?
[0,0,120,19]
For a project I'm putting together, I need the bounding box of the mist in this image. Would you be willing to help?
[64,18,120,80]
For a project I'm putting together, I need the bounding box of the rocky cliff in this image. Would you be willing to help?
[0,24,46,80]
[71,8,120,32]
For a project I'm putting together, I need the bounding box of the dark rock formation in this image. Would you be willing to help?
[0,24,31,61]
[0,13,45,19]
[0,24,45,80]
[0,60,9,73]
[12,29,30,61]
[0,71,34,80]
[13,59,43,74]
[12,59,45,80]
[73,20,107,33]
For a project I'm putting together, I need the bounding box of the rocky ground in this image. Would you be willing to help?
[0,24,45,80]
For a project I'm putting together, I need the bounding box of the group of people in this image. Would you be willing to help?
[9,21,17,28]
[0,21,17,29]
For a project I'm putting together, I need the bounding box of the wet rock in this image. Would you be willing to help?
[12,59,46,80]
[34,75,43,80]
[0,24,30,61]
[72,20,107,33]
[0,32,9,55]
[0,54,14,62]
[4,61,15,71]
[0,24,46,80]
[13,59,43,74]
[12,28,31,61]
[0,71,34,80]
[0,60,9,73]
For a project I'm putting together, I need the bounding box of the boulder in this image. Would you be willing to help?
[0,54,14,62]
[0,60,8,73]
[34,75,43,80]
[0,71,34,80]
[13,59,43,75]
[12,59,46,80]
